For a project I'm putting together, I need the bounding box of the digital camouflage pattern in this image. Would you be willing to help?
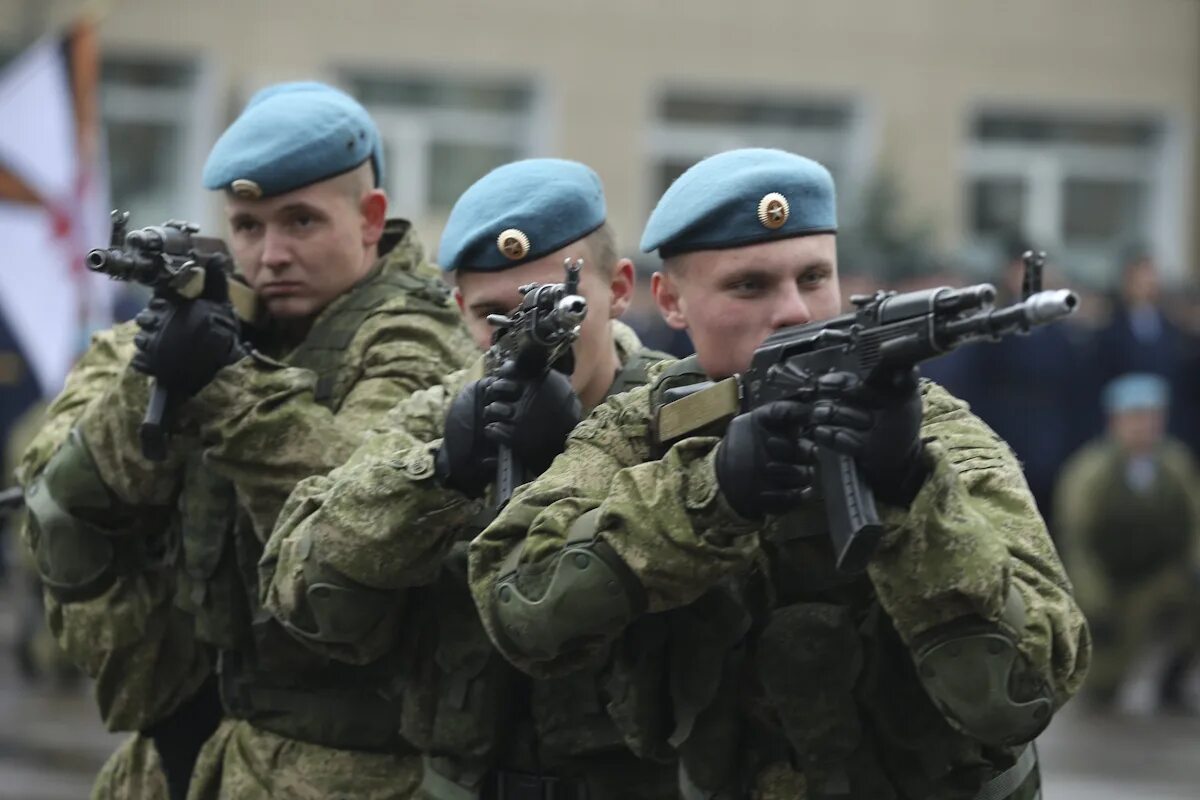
[20,226,474,797]
[15,322,187,800]
[186,720,421,800]
[261,357,480,665]
[263,320,650,662]
[470,371,1090,797]
[261,321,680,799]
[92,733,169,800]
[75,229,475,541]
[6,399,78,681]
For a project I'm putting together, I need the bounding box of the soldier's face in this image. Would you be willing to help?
[652,234,841,378]
[225,179,387,319]
[1110,407,1166,454]
[455,241,634,405]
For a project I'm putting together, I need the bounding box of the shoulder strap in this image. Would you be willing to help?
[606,347,675,398]
[287,268,453,410]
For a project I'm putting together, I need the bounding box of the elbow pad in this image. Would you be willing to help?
[490,509,645,662]
[281,531,396,649]
[913,588,1053,747]
[25,429,135,602]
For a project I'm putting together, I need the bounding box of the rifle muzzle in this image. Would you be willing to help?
[1023,289,1078,324]
[85,248,114,273]
[556,295,587,327]
[84,248,156,282]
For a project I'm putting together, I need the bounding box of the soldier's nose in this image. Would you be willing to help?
[773,289,812,329]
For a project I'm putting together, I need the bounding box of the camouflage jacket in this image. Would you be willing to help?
[263,320,663,662]
[19,223,475,735]
[469,363,1091,797]
[261,321,680,798]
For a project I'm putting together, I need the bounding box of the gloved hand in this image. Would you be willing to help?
[715,400,818,519]
[810,367,928,507]
[435,377,498,498]
[132,296,245,396]
[482,360,581,476]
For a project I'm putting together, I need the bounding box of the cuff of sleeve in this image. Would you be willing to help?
[869,439,1010,640]
[635,436,761,551]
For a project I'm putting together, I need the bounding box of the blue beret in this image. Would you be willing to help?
[1103,373,1169,413]
[641,148,836,257]
[438,158,606,272]
[202,81,383,199]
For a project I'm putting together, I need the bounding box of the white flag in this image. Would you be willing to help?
[0,21,112,395]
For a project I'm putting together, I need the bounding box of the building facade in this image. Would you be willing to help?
[2,0,1198,285]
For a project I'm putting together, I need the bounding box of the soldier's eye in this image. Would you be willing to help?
[232,219,261,234]
[729,278,764,294]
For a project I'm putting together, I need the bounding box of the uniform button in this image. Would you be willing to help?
[401,454,435,480]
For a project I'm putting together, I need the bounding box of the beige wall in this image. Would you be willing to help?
[5,0,1198,277]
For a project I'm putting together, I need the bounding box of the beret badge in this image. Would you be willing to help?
[231,179,263,199]
[757,192,789,230]
[497,228,531,260]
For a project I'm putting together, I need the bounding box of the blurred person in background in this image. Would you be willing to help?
[926,234,1088,528]
[1055,373,1200,713]
[1091,247,1200,457]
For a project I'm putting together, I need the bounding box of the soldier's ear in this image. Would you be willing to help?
[359,189,388,248]
[652,270,687,330]
[608,259,636,319]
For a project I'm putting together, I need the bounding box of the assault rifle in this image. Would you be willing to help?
[485,258,588,507]
[657,251,1078,574]
[86,211,258,461]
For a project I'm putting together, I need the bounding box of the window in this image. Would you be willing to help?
[963,109,1177,282]
[343,72,542,220]
[648,90,871,219]
[101,56,215,228]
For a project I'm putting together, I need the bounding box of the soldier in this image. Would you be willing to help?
[470,148,1091,799]
[1056,372,1200,712]
[260,158,678,799]
[19,82,474,800]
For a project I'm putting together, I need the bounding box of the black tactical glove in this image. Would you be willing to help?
[132,295,245,396]
[435,377,499,498]
[715,400,818,519]
[810,367,929,507]
[482,360,581,476]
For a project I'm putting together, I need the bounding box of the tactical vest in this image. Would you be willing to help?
[646,362,1037,800]
[403,346,679,799]
[175,248,459,753]
[1085,450,1193,585]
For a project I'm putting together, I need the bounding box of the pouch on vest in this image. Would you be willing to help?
[603,614,675,763]
[755,602,863,797]
[531,664,628,759]
[175,454,243,651]
[402,543,518,769]
[668,584,753,799]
